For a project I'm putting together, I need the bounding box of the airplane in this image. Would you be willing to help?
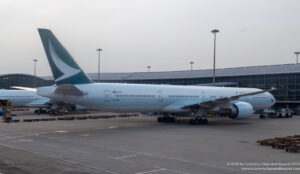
[0,88,49,109]
[36,28,276,125]
[0,87,86,114]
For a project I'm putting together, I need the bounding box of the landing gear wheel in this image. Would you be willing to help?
[157,117,162,122]
[170,117,175,123]
[189,119,195,125]
[166,117,171,122]
[158,116,175,123]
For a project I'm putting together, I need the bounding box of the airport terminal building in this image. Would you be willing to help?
[1,64,300,113]
[0,73,53,89]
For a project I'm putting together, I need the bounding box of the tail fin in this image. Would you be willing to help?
[38,28,93,85]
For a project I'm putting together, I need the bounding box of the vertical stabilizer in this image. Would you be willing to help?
[38,28,92,84]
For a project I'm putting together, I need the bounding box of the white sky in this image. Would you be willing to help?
[0,0,300,76]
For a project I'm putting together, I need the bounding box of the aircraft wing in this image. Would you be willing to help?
[182,88,276,110]
[10,86,37,91]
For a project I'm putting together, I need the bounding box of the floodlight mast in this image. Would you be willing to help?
[96,48,102,82]
[295,52,300,64]
[211,29,219,86]
[190,61,194,71]
[33,59,38,88]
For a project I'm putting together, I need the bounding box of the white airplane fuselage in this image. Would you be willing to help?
[0,90,47,108]
[38,83,276,113]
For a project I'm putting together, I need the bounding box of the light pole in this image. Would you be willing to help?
[211,29,219,86]
[96,48,102,82]
[295,52,300,64]
[33,59,38,88]
[190,61,194,71]
[147,66,151,72]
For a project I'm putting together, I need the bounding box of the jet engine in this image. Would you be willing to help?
[227,101,254,120]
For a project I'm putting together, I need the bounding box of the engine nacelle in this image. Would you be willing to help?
[228,102,254,120]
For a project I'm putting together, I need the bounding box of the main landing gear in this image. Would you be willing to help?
[189,109,208,125]
[189,118,208,125]
[157,116,176,123]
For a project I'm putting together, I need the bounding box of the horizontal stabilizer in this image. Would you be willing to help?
[54,84,86,96]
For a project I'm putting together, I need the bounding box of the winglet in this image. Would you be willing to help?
[38,28,93,85]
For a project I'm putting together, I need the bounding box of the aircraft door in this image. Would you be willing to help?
[104,90,111,102]
[157,91,163,103]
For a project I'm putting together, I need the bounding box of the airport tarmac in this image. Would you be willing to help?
[0,113,299,174]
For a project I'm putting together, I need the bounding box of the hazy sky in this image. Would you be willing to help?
[1,0,300,76]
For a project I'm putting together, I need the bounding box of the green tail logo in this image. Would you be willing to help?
[38,28,92,85]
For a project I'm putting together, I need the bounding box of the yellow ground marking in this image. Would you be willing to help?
[80,134,91,137]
